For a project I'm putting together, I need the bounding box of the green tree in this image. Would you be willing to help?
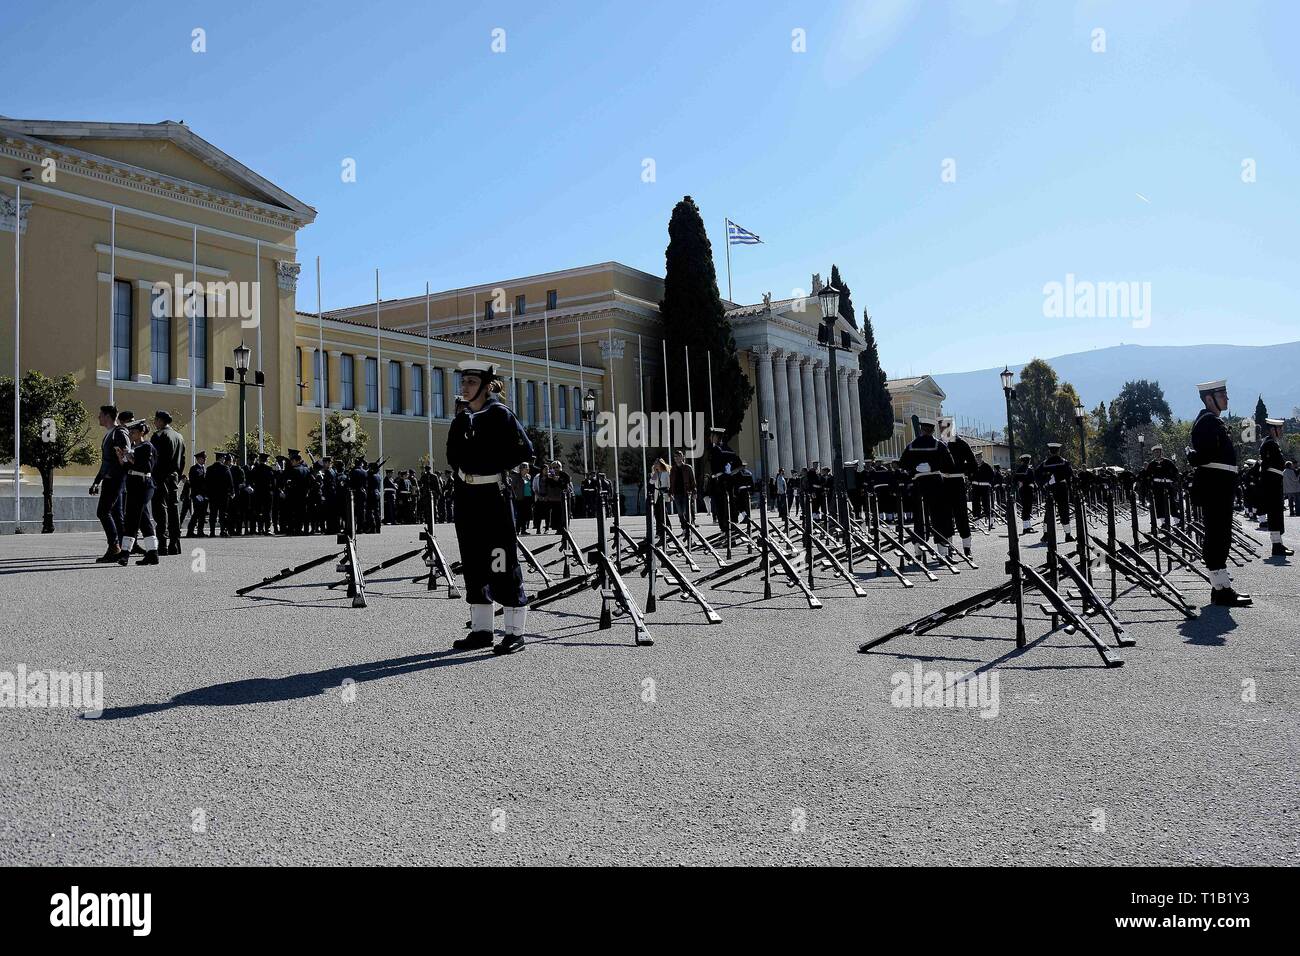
[0,371,97,532]
[306,411,369,462]
[856,308,894,457]
[214,426,281,461]
[1010,359,1081,461]
[1110,380,1172,430]
[1088,401,1111,465]
[659,196,753,441]
[1253,395,1269,434]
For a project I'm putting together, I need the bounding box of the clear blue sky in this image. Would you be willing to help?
[5,0,1297,376]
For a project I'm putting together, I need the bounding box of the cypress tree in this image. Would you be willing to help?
[856,309,894,456]
[659,196,753,440]
[830,264,856,329]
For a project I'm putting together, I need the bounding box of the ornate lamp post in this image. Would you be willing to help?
[1074,399,1087,467]
[818,284,853,566]
[224,342,262,469]
[1002,366,1026,648]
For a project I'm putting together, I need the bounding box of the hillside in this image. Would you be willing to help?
[932,342,1300,428]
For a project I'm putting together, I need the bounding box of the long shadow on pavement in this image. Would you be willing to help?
[1177,607,1240,646]
[88,649,491,721]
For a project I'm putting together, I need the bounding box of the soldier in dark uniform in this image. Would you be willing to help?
[148,410,186,555]
[1035,441,1074,542]
[970,452,996,524]
[1141,445,1180,527]
[89,404,129,563]
[185,451,208,536]
[285,450,311,535]
[418,465,437,526]
[899,417,956,557]
[1259,417,1292,557]
[116,420,160,566]
[944,421,977,556]
[271,455,288,533]
[367,460,384,532]
[319,457,339,534]
[1189,379,1252,606]
[446,359,534,654]
[348,458,369,531]
[251,453,274,534]
[206,452,232,537]
[731,461,755,529]
[228,455,248,536]
[1013,453,1036,535]
[706,427,739,530]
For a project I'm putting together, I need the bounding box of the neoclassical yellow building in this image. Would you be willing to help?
[2,116,949,528]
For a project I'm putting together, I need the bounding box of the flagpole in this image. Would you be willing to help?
[508,302,517,412]
[255,239,263,453]
[638,334,648,506]
[316,255,326,457]
[108,207,116,407]
[707,350,715,430]
[609,329,620,514]
[12,184,20,532]
[425,282,432,466]
[723,218,732,302]
[662,338,673,464]
[190,226,197,459]
[375,268,383,524]
[544,307,554,461]
[577,318,586,471]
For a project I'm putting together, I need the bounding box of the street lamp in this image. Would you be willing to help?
[1001,366,1026,647]
[224,342,262,469]
[817,284,852,566]
[758,416,772,598]
[1074,399,1087,467]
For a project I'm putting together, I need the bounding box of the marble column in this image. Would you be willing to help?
[800,357,819,469]
[836,367,853,462]
[813,362,832,467]
[753,349,779,476]
[773,350,794,474]
[786,353,807,470]
[847,370,864,461]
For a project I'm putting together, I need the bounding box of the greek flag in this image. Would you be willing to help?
[726,219,763,245]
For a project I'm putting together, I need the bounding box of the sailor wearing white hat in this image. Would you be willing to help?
[446,358,536,653]
[1189,378,1251,605]
[1259,417,1293,557]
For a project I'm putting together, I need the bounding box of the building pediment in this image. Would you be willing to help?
[0,118,316,225]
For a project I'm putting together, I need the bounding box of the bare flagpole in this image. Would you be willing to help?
[255,239,264,452]
[425,282,432,465]
[543,307,554,461]
[508,301,517,411]
[707,350,715,430]
[108,206,116,407]
[375,268,383,523]
[608,328,620,513]
[577,318,586,471]
[316,255,326,457]
[723,218,733,302]
[662,338,673,464]
[12,184,20,531]
[638,334,648,499]
[190,226,197,458]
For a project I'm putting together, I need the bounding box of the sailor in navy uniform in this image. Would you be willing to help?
[970,452,996,523]
[1259,417,1292,557]
[1013,453,1037,534]
[447,359,535,654]
[1141,445,1181,527]
[116,420,161,566]
[898,417,955,558]
[90,404,130,562]
[1189,379,1252,606]
[706,427,740,529]
[1035,442,1074,542]
[943,420,977,556]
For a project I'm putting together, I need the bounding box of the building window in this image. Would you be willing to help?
[515,294,525,317]
[525,381,536,427]
[484,301,494,322]
[453,371,462,401]
[546,289,558,311]
[541,382,551,428]
[296,347,303,406]
[557,385,568,429]
[388,360,402,413]
[365,357,379,412]
[313,350,328,407]
[149,287,170,384]
[112,280,132,381]
[188,289,207,388]
[412,364,425,416]
[572,389,581,430]
[431,367,444,418]
[340,354,355,410]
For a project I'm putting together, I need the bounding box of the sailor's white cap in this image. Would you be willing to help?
[917,416,937,428]
[1265,418,1284,427]
[1196,379,1227,393]
[458,359,498,377]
